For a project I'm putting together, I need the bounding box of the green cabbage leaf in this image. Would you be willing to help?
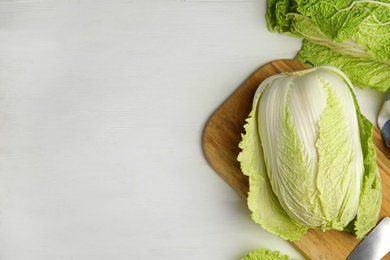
[241,248,294,260]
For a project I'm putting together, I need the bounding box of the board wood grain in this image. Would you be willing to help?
[202,59,390,260]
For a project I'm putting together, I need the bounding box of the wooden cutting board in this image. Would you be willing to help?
[202,59,390,260]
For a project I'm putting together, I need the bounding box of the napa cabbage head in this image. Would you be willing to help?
[266,0,390,92]
[238,66,381,241]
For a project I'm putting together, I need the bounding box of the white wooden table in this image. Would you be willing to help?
[0,1,386,259]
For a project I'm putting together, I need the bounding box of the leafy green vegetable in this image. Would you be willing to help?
[296,40,390,91]
[238,66,381,241]
[266,0,390,92]
[242,248,294,260]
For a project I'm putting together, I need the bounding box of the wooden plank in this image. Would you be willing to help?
[202,59,390,260]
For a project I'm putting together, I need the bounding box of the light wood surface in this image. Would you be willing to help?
[202,59,390,260]
[1,2,311,259]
